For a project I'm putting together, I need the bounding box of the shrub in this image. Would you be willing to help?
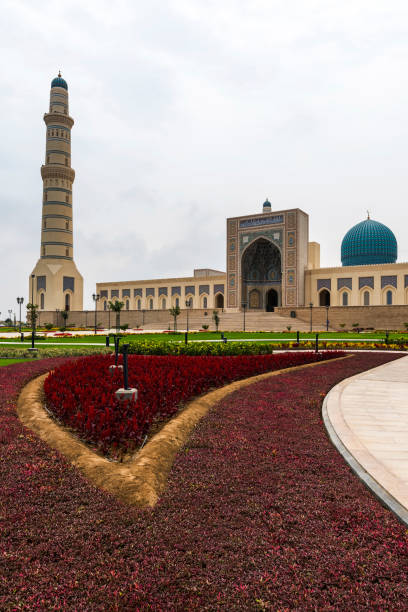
[44,351,343,456]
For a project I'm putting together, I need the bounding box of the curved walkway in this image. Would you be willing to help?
[324,354,408,526]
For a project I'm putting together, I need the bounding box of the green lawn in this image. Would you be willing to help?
[0,330,406,346]
[0,358,35,366]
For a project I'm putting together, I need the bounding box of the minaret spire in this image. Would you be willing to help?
[29,74,83,314]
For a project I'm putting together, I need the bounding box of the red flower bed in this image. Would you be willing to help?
[2,353,408,610]
[44,352,342,455]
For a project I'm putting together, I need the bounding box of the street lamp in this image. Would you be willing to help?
[309,302,313,333]
[185,299,191,333]
[325,304,329,332]
[16,298,24,332]
[31,274,36,349]
[8,310,12,327]
[241,302,247,332]
[92,293,100,336]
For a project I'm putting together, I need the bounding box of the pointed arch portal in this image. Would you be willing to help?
[241,238,282,310]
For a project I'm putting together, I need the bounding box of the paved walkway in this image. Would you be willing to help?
[324,355,408,525]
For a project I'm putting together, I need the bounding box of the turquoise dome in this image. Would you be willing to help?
[263,199,271,208]
[51,74,68,90]
[341,218,397,266]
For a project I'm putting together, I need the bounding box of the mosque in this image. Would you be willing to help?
[30,75,408,329]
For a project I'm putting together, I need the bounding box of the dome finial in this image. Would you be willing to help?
[367,209,370,220]
[58,70,61,77]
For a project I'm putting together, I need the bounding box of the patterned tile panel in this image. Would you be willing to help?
[317,279,331,291]
[358,276,374,290]
[381,275,397,289]
[337,278,352,290]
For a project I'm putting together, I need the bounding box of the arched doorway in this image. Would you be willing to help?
[249,289,261,309]
[215,293,224,308]
[319,289,330,306]
[266,289,278,311]
[242,238,281,311]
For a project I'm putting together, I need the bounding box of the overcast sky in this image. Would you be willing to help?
[2,0,408,318]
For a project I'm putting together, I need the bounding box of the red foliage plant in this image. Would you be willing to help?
[44,352,342,455]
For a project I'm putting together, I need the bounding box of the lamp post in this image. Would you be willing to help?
[185,299,191,333]
[309,302,313,333]
[325,304,329,332]
[108,307,111,332]
[56,308,60,328]
[85,310,88,328]
[142,309,145,326]
[31,274,35,348]
[8,310,12,327]
[92,293,100,335]
[241,302,247,332]
[16,297,24,331]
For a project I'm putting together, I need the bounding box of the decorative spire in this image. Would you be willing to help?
[367,210,370,220]
[58,70,61,77]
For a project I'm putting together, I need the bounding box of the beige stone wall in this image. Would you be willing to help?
[305,262,408,307]
[96,271,226,313]
[307,242,320,269]
[277,305,408,330]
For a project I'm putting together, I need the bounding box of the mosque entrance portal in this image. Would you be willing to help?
[266,289,279,312]
[241,238,282,311]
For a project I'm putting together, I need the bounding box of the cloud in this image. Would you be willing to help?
[1,0,408,315]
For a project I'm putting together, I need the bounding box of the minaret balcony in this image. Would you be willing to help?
[43,113,74,129]
[41,165,75,182]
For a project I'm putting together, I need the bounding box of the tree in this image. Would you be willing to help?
[61,310,69,329]
[26,303,38,327]
[108,300,125,333]
[212,309,220,332]
[169,305,181,332]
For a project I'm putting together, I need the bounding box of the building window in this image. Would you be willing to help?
[137,299,141,310]
[149,299,153,310]
[65,158,68,166]
[65,293,70,311]
[126,300,129,310]
[43,219,47,228]
[342,292,348,306]
[40,293,44,310]
[176,298,179,308]
[66,248,69,257]
[66,194,69,203]
[66,221,69,230]
[364,291,370,306]
[104,300,107,311]
[386,290,393,305]
[42,246,46,256]
[162,299,166,309]
[203,296,207,309]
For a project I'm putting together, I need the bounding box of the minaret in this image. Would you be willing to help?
[30,73,83,313]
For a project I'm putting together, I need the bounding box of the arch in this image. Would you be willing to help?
[382,286,395,305]
[319,289,330,306]
[185,295,194,308]
[339,290,350,306]
[64,293,70,311]
[249,289,261,309]
[360,288,372,306]
[162,298,166,310]
[266,289,278,311]
[241,237,281,311]
[215,293,224,309]
[40,293,45,310]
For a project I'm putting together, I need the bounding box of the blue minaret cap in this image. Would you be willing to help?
[263,198,271,208]
[51,71,68,90]
[341,216,397,266]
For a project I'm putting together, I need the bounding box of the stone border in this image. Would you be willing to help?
[322,368,408,528]
[17,356,349,508]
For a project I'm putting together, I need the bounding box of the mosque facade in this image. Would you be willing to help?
[96,199,408,314]
[30,76,408,321]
